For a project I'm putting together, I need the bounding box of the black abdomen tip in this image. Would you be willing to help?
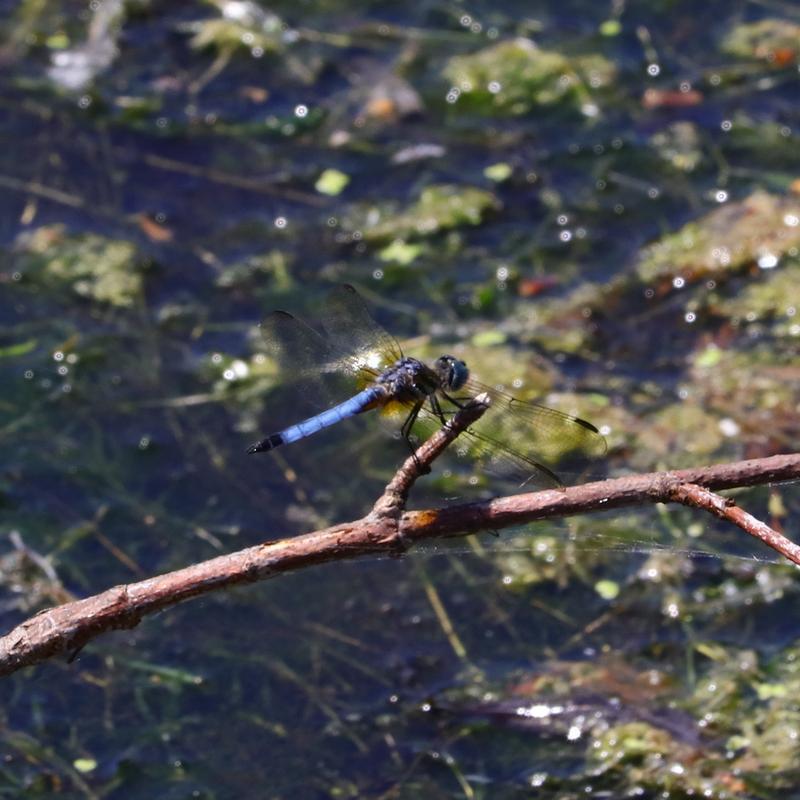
[246,433,285,454]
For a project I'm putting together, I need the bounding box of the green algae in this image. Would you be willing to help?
[13,225,146,306]
[635,403,726,465]
[714,262,800,326]
[443,38,616,116]
[649,121,703,172]
[637,191,800,283]
[721,18,800,63]
[348,184,500,244]
[1,2,800,798]
[187,3,287,56]
[214,250,293,290]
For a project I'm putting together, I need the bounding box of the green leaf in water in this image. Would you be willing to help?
[0,339,37,358]
[46,32,70,49]
[599,19,622,36]
[695,345,722,368]
[315,168,350,196]
[595,579,620,600]
[755,682,788,700]
[484,162,513,182]
[378,240,422,265]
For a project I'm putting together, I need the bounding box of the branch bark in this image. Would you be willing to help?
[668,482,800,563]
[1,395,798,678]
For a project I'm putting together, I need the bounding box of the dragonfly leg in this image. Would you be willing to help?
[429,394,448,423]
[400,400,423,447]
[440,391,468,409]
[400,400,430,474]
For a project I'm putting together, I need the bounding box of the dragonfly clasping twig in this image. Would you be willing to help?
[370,393,492,527]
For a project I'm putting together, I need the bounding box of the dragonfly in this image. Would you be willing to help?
[247,284,606,488]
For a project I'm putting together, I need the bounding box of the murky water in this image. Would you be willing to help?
[1,1,799,796]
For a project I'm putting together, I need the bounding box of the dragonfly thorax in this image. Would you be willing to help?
[434,355,469,391]
[374,356,439,402]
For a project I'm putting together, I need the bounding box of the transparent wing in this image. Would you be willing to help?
[410,379,606,489]
[320,284,404,382]
[260,310,337,379]
[465,378,607,463]
[260,284,402,380]
[257,286,406,424]
[258,309,354,426]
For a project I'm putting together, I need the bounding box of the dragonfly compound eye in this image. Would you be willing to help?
[436,355,469,391]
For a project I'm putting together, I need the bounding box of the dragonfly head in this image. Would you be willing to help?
[434,355,469,391]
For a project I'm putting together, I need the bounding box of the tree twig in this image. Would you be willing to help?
[370,393,491,521]
[668,482,800,564]
[0,394,798,679]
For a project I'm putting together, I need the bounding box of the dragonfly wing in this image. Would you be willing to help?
[458,425,567,488]
[464,378,607,462]
[320,284,404,383]
[259,309,367,428]
[257,288,402,426]
[260,310,337,378]
[407,403,565,489]
[407,379,606,488]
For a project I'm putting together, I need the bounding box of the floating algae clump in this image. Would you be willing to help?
[350,184,500,244]
[14,224,146,306]
[721,19,800,63]
[636,191,800,283]
[443,38,616,115]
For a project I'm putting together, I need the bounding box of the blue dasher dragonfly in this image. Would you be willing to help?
[247,284,606,488]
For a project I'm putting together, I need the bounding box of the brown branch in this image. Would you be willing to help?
[370,393,491,520]
[668,482,800,565]
[399,455,800,547]
[1,410,798,677]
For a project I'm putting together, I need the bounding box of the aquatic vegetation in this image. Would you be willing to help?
[713,262,800,329]
[688,345,800,455]
[187,1,289,56]
[377,239,424,265]
[12,225,146,306]
[483,162,513,182]
[314,167,349,196]
[721,18,800,64]
[637,191,800,283]
[443,38,616,115]
[347,184,500,244]
[0,1,798,796]
[214,250,293,289]
[635,402,728,467]
[649,121,703,172]
[47,0,125,91]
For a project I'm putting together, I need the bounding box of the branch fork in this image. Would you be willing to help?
[369,393,492,529]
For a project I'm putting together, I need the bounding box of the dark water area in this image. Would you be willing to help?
[1,0,799,797]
